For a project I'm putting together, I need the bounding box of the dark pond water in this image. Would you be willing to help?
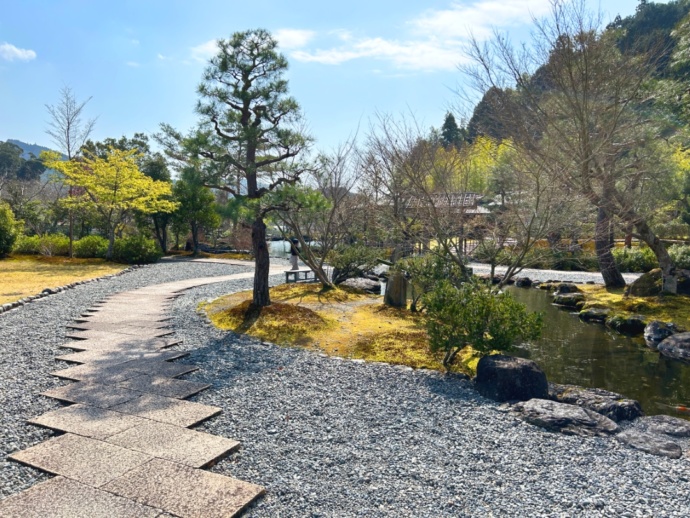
[507,286,690,419]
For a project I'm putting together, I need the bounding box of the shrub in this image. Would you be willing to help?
[423,280,543,371]
[112,235,162,264]
[74,235,109,258]
[0,202,20,257]
[327,244,380,284]
[613,246,658,273]
[669,244,690,270]
[12,234,41,255]
[37,234,70,256]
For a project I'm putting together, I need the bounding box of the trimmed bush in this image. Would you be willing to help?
[38,234,70,256]
[328,244,380,284]
[74,235,109,258]
[613,246,658,273]
[0,202,20,257]
[12,234,41,255]
[669,244,690,270]
[112,235,162,264]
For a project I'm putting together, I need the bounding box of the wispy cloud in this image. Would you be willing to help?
[126,61,141,68]
[0,42,36,62]
[190,39,217,62]
[274,29,316,50]
[289,0,552,71]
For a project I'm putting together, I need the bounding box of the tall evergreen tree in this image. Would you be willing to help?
[440,113,463,149]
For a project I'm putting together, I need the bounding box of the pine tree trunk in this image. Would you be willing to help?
[106,227,115,261]
[252,216,271,307]
[595,207,626,288]
[191,222,199,256]
[635,219,677,294]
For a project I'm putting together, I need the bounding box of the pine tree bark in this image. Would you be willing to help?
[595,207,626,288]
[252,216,271,307]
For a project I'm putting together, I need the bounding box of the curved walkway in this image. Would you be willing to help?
[0,265,288,518]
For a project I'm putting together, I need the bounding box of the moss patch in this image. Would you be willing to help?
[580,285,690,329]
[202,283,473,375]
[0,255,125,305]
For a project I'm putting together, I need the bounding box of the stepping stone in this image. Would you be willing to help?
[9,433,152,487]
[41,382,142,408]
[66,328,174,340]
[55,348,187,365]
[102,458,264,518]
[52,361,196,383]
[59,337,181,352]
[110,394,221,427]
[76,315,171,323]
[0,476,161,518]
[107,421,239,468]
[117,374,211,399]
[66,322,170,332]
[29,404,146,440]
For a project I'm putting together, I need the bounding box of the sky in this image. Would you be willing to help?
[0,0,660,154]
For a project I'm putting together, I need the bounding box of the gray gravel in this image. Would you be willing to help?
[3,260,690,517]
[469,262,642,285]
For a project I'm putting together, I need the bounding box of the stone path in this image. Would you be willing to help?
[0,264,289,517]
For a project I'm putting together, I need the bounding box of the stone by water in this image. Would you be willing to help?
[508,287,690,420]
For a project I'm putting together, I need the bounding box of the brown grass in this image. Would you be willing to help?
[0,255,125,305]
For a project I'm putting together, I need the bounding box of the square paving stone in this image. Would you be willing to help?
[59,337,181,352]
[66,322,169,332]
[110,394,221,427]
[55,348,187,365]
[51,363,144,384]
[41,382,142,408]
[102,458,264,518]
[117,374,210,399]
[107,421,239,468]
[9,434,152,488]
[0,476,161,518]
[66,328,175,340]
[29,404,147,440]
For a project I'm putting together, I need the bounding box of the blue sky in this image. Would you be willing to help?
[0,1,655,154]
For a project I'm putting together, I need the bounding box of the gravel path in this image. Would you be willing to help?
[2,261,689,517]
[469,262,642,285]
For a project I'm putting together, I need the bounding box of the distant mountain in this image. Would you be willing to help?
[6,139,59,159]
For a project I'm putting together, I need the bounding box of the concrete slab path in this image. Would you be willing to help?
[1,263,289,517]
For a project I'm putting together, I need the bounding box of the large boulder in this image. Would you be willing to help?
[555,283,581,294]
[678,269,690,295]
[475,354,548,402]
[640,414,690,437]
[615,430,682,459]
[515,277,532,288]
[549,383,643,422]
[339,277,381,294]
[578,308,610,323]
[644,320,680,349]
[513,398,619,437]
[657,332,690,362]
[552,293,586,309]
[626,268,662,297]
[605,314,647,335]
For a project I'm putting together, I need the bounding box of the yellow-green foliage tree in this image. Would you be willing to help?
[42,148,177,260]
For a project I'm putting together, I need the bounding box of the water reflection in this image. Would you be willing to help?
[508,286,690,418]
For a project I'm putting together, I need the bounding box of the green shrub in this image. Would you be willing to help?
[37,234,70,256]
[423,280,543,371]
[0,202,21,257]
[113,235,162,264]
[669,244,690,270]
[613,246,658,273]
[74,235,109,258]
[12,234,40,255]
[327,244,381,284]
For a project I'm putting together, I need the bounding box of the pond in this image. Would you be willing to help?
[508,286,690,419]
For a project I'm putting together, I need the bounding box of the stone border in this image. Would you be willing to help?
[0,264,146,316]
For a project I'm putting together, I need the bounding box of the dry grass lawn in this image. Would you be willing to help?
[0,255,125,305]
[202,283,481,374]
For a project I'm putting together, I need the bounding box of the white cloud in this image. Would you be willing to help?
[274,29,316,50]
[157,53,168,60]
[290,0,552,71]
[130,38,140,46]
[0,42,36,62]
[126,61,141,68]
[190,39,218,62]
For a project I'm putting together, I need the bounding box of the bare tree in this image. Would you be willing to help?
[45,86,96,256]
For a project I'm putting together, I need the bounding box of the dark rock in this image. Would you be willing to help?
[340,278,381,294]
[513,398,619,437]
[678,269,690,296]
[579,308,610,323]
[515,277,532,288]
[615,430,682,459]
[549,383,643,422]
[626,268,662,297]
[640,415,690,437]
[475,354,548,402]
[644,320,680,349]
[658,332,690,362]
[364,274,380,282]
[552,293,586,309]
[538,282,556,291]
[555,283,581,294]
[606,314,647,335]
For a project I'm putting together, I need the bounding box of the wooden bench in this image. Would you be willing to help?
[285,268,317,284]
